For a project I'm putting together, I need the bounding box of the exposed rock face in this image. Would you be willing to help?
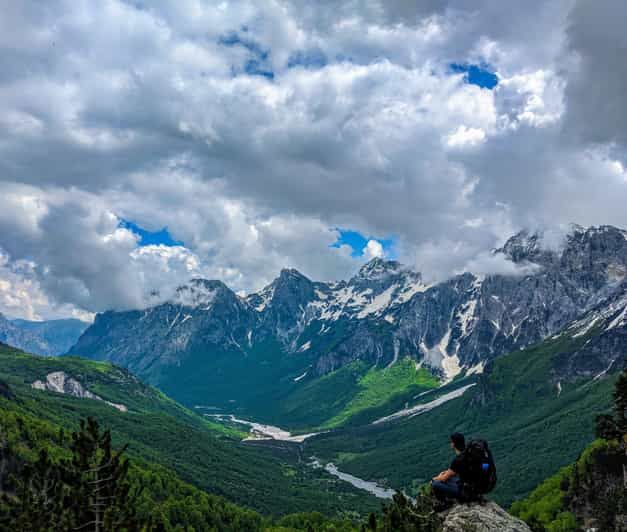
[552,279,627,382]
[68,225,627,403]
[31,371,127,412]
[441,501,531,532]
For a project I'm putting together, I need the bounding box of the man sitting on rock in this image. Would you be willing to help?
[430,432,467,503]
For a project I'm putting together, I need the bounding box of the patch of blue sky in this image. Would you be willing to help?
[287,49,328,69]
[244,59,274,79]
[331,229,397,259]
[450,63,498,89]
[219,30,274,79]
[119,219,183,247]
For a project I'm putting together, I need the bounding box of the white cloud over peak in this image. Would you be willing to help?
[363,240,385,260]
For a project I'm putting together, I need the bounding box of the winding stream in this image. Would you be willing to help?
[310,459,396,499]
[203,410,396,499]
[206,413,322,442]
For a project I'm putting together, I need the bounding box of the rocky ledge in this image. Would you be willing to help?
[32,371,127,412]
[441,501,531,532]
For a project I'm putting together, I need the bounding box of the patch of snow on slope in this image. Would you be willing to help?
[294,370,308,382]
[395,281,431,303]
[593,359,618,380]
[255,291,272,312]
[387,339,400,368]
[357,285,396,318]
[439,329,461,381]
[320,286,369,321]
[384,314,395,324]
[466,362,484,375]
[606,305,626,331]
[572,314,600,337]
[373,383,476,424]
[457,299,477,336]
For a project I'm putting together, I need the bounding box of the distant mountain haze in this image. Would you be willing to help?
[0,315,88,357]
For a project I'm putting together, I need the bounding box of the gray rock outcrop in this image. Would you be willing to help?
[32,371,127,412]
[441,501,531,532]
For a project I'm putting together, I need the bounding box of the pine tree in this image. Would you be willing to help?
[64,417,139,531]
[595,363,627,442]
[3,448,72,531]
[613,366,627,437]
[2,417,141,531]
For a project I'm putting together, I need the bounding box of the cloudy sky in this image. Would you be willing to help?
[1,0,626,320]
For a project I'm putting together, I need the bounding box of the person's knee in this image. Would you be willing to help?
[431,480,443,492]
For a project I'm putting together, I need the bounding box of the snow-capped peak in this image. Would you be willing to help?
[355,258,402,280]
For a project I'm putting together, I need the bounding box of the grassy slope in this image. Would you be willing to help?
[263,358,439,431]
[305,334,616,507]
[327,360,438,428]
[0,344,379,518]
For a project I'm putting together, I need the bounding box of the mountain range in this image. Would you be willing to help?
[0,314,88,357]
[68,224,627,429]
[1,224,625,529]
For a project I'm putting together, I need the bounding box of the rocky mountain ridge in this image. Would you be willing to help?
[0,314,88,357]
[69,224,627,411]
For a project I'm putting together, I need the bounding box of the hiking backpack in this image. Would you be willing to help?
[460,439,497,499]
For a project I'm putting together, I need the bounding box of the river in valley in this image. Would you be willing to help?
[201,410,396,499]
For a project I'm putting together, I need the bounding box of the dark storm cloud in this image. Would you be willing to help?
[563,1,627,158]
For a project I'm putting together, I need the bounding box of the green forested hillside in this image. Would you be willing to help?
[511,367,626,531]
[0,344,379,521]
[305,333,618,508]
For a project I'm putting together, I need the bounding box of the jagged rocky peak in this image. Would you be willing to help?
[348,257,424,305]
[172,278,236,308]
[274,268,312,286]
[499,224,627,266]
[248,268,315,313]
[269,268,315,310]
[354,257,403,280]
[498,229,547,264]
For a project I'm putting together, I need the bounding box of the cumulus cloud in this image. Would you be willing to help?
[363,240,385,260]
[0,0,625,318]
